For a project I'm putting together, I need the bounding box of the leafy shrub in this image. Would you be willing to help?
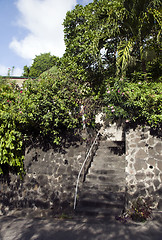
[127,197,152,222]
[128,197,152,222]
[103,77,162,127]
[116,197,152,222]
[0,68,97,176]
[19,72,82,143]
[0,76,8,86]
[0,82,24,176]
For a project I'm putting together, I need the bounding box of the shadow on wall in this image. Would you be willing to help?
[108,141,125,156]
[125,122,162,138]
[0,132,88,216]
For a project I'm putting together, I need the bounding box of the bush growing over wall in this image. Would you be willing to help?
[0,82,24,176]
[0,69,97,176]
[103,76,162,127]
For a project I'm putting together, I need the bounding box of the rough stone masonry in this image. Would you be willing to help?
[125,125,162,210]
[0,136,87,216]
[0,124,161,216]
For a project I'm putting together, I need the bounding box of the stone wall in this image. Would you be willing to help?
[0,124,161,216]
[0,136,87,217]
[125,125,162,210]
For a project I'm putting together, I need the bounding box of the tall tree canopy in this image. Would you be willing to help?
[63,0,162,82]
[62,0,162,127]
[23,53,59,78]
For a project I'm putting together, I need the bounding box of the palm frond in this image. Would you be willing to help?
[117,40,135,73]
[148,8,162,42]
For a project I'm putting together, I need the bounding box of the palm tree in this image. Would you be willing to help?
[116,0,162,76]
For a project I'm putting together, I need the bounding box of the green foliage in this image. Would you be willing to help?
[23,65,30,77]
[63,0,161,81]
[0,76,8,86]
[128,197,152,222]
[117,197,152,222]
[0,83,24,176]
[19,71,82,143]
[117,0,162,75]
[23,53,60,78]
[0,65,98,175]
[103,76,162,127]
[63,2,108,90]
[1,0,161,176]
[40,65,59,77]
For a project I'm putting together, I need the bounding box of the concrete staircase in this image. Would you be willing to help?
[76,140,126,219]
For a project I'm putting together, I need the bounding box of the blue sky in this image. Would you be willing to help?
[0,0,93,76]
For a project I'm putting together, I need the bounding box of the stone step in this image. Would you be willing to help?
[79,191,125,203]
[93,152,125,159]
[88,168,125,175]
[78,198,124,209]
[98,141,125,155]
[76,140,126,218]
[99,141,125,148]
[94,149,125,157]
[75,206,124,219]
[85,174,125,184]
[90,160,125,170]
[82,182,126,192]
[92,155,125,163]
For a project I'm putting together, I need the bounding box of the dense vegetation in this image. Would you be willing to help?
[0,68,96,175]
[62,0,162,124]
[23,53,59,77]
[0,0,161,175]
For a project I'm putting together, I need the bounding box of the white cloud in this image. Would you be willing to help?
[13,67,23,76]
[0,64,23,76]
[10,0,77,60]
[0,65,8,76]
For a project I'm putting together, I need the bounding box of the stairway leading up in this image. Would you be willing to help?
[76,140,126,220]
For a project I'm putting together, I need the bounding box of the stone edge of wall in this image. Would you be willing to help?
[125,123,162,210]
